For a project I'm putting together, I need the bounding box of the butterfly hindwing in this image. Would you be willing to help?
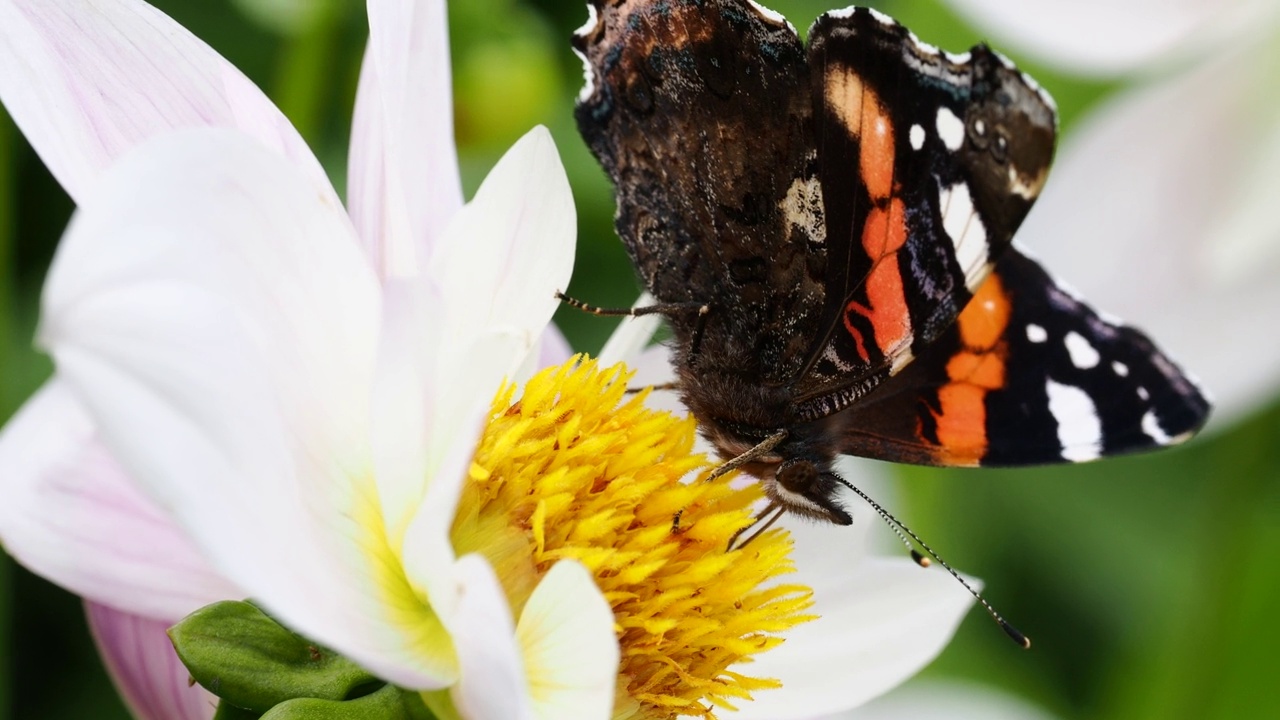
[836,248,1211,467]
[794,8,1058,418]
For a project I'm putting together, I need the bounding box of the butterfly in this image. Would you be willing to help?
[571,1,1210,528]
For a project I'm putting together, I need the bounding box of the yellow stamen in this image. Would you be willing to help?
[452,356,814,719]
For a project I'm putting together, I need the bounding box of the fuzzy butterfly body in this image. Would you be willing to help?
[573,1,1210,523]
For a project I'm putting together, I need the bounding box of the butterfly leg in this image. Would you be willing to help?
[726,502,785,551]
[704,430,789,483]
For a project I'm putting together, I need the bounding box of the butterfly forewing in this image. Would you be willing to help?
[795,8,1058,418]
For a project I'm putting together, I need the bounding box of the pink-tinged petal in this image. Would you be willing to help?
[516,561,618,720]
[725,525,973,718]
[537,324,574,369]
[0,379,240,619]
[1017,43,1280,426]
[39,128,450,687]
[349,0,463,276]
[942,0,1275,75]
[0,0,332,205]
[846,679,1059,720]
[86,601,217,720]
[446,554,535,720]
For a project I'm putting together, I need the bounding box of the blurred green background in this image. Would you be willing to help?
[1,0,1277,718]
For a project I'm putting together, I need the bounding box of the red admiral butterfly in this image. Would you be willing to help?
[571,3,1209,533]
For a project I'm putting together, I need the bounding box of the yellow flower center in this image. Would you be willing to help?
[451,356,814,719]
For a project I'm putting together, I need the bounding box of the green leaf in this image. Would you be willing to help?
[169,600,376,711]
[260,685,438,720]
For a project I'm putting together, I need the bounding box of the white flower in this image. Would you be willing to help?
[0,1,980,718]
[943,0,1280,425]
[0,0,595,717]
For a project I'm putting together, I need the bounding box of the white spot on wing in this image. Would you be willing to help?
[1142,410,1173,444]
[1064,331,1100,369]
[1026,324,1047,343]
[947,50,972,64]
[1046,379,1103,462]
[1137,386,1150,401]
[938,181,989,289]
[1112,361,1129,377]
[909,124,925,150]
[781,175,826,244]
[574,3,599,37]
[573,47,595,102]
[936,106,965,151]
[827,7,856,19]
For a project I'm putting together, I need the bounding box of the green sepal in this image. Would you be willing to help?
[260,685,438,720]
[169,600,376,711]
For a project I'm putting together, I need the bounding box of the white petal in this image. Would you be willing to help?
[40,128,449,687]
[0,380,240,619]
[847,679,1059,720]
[349,0,463,276]
[942,0,1276,75]
[429,126,576,377]
[517,561,619,720]
[446,554,535,720]
[371,278,523,624]
[0,0,331,205]
[86,602,217,720]
[399,329,527,622]
[724,557,973,718]
[1017,42,1280,426]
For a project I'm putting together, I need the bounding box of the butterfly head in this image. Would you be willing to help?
[679,367,853,526]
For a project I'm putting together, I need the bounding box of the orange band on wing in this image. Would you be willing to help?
[931,273,1011,465]
[859,86,895,201]
[860,198,911,358]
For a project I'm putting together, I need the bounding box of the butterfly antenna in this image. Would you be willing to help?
[830,475,1031,649]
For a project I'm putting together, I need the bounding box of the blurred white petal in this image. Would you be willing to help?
[1018,40,1280,425]
[943,0,1276,74]
[845,679,1059,720]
